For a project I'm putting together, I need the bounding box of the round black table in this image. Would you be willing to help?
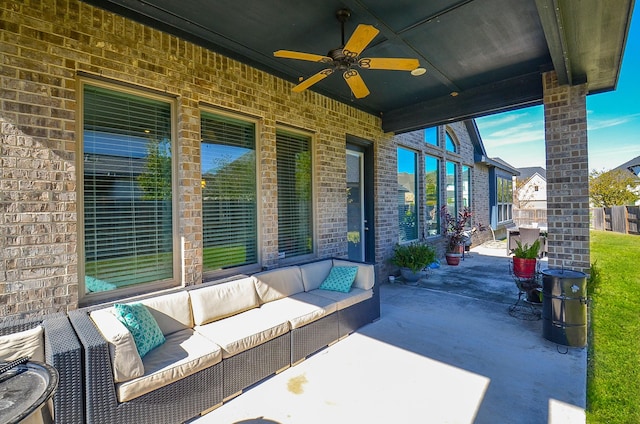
[0,361,59,424]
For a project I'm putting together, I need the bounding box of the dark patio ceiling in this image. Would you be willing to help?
[82,0,634,134]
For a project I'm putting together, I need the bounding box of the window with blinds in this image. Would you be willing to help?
[425,155,440,236]
[201,112,257,271]
[398,147,418,242]
[82,84,174,294]
[446,161,458,217]
[276,130,313,258]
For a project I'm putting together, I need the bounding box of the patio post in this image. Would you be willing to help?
[542,71,590,274]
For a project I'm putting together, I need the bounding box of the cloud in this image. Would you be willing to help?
[481,123,544,148]
[476,112,529,128]
[588,113,640,130]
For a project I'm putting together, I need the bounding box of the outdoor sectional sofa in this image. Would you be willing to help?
[0,313,84,423]
[69,258,378,424]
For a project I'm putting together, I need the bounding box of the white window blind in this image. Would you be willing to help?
[201,112,257,271]
[82,84,174,293]
[276,130,313,258]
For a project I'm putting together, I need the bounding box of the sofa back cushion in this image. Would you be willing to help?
[90,308,145,383]
[0,325,44,363]
[333,259,375,290]
[300,260,333,291]
[190,277,260,326]
[139,291,193,336]
[253,266,305,304]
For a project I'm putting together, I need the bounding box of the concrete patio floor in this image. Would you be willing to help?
[192,242,587,424]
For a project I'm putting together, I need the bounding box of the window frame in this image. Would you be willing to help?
[77,77,180,304]
[496,175,514,224]
[200,107,261,279]
[397,146,419,243]
[424,154,440,237]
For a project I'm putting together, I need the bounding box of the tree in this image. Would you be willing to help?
[589,169,640,207]
[138,138,172,201]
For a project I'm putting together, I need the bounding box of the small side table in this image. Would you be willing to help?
[0,361,59,424]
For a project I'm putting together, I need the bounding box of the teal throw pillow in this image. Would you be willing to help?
[85,276,117,293]
[319,266,358,293]
[113,303,165,358]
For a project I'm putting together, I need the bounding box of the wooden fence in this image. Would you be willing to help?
[591,206,639,235]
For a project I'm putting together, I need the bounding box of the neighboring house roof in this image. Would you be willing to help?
[516,167,547,182]
[466,120,519,176]
[615,155,640,177]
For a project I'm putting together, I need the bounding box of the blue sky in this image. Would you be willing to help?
[476,5,640,172]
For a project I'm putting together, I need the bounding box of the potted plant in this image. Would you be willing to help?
[512,239,541,279]
[391,242,436,282]
[440,206,485,266]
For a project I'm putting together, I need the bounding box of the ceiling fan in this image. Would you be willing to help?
[274,9,423,99]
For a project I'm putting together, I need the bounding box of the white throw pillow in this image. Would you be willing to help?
[90,309,144,383]
[0,325,45,363]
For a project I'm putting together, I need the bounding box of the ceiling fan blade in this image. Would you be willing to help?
[359,57,420,71]
[343,24,380,58]
[292,69,334,93]
[274,50,332,63]
[343,69,370,99]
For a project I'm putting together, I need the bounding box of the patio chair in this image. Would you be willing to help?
[0,313,84,423]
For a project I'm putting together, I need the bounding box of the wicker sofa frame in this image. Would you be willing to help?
[69,258,379,424]
[0,313,84,423]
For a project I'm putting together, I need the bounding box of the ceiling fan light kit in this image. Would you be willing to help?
[274,8,423,99]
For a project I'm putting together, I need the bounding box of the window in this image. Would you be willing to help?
[445,131,457,153]
[398,147,418,242]
[276,129,313,259]
[201,112,257,272]
[446,161,457,217]
[462,165,471,208]
[424,127,438,145]
[425,155,440,236]
[497,176,513,223]
[82,83,175,295]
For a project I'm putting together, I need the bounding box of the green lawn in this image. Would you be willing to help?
[587,230,640,423]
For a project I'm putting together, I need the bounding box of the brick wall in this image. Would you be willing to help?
[542,71,590,273]
[0,0,394,317]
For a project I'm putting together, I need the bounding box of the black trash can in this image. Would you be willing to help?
[542,268,588,347]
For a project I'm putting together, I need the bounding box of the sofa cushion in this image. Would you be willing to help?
[260,292,337,329]
[114,303,166,358]
[318,266,358,293]
[140,291,193,336]
[195,308,289,358]
[333,260,375,290]
[90,309,145,383]
[190,277,260,326]
[0,325,44,363]
[310,287,373,310]
[300,260,333,291]
[116,329,222,402]
[253,266,305,304]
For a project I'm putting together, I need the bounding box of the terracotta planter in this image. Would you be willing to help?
[513,257,537,279]
[445,253,462,266]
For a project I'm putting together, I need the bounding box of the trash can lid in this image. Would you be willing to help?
[541,268,587,278]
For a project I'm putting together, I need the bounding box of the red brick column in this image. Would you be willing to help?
[543,71,590,273]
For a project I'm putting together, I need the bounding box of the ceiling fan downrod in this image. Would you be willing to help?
[336,9,351,47]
